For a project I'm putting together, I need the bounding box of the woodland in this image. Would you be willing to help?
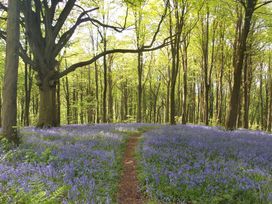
[0,0,272,203]
[0,0,272,138]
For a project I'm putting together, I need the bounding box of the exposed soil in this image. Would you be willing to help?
[117,132,144,204]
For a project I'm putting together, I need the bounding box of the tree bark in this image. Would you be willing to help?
[0,91,2,127]
[226,0,255,130]
[267,55,272,131]
[24,38,33,126]
[260,63,264,129]
[103,37,107,123]
[137,52,143,123]
[202,9,210,126]
[243,54,249,128]
[37,81,57,128]
[95,61,100,123]
[108,55,114,122]
[64,76,71,124]
[2,0,20,144]
[181,39,188,124]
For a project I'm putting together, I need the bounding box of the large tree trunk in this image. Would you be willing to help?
[37,80,57,128]
[2,0,20,144]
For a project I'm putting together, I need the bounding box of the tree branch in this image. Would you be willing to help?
[236,0,246,9]
[255,0,272,10]
[143,0,169,49]
[76,4,128,32]
[55,40,172,80]
[53,7,99,57]
[53,0,76,39]
[19,44,38,70]
[87,17,127,32]
[0,28,37,69]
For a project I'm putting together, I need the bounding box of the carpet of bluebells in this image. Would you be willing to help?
[0,124,144,204]
[138,125,272,203]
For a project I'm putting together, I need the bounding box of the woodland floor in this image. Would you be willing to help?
[1,125,272,203]
[117,132,144,204]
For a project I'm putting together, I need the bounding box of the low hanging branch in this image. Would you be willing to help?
[55,39,172,80]
[55,0,171,80]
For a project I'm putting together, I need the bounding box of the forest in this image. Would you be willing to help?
[0,0,272,203]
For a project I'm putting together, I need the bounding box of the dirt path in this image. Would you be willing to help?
[117,132,144,204]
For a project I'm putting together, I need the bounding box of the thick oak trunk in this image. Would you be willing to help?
[37,77,57,128]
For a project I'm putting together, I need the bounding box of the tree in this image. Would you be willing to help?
[2,0,20,144]
[226,0,272,130]
[0,0,170,127]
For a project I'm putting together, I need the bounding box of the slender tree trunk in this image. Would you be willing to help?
[192,83,196,123]
[20,97,24,126]
[72,87,78,124]
[137,52,143,122]
[64,76,71,124]
[267,55,272,131]
[0,91,2,127]
[169,1,183,125]
[152,82,161,123]
[56,68,61,126]
[95,61,100,123]
[181,39,188,124]
[265,80,269,130]
[209,20,216,124]
[87,65,92,123]
[80,91,84,124]
[108,55,114,122]
[244,54,249,128]
[103,41,107,123]
[201,8,210,126]
[260,63,264,129]
[2,0,20,144]
[165,82,170,123]
[24,39,32,126]
[170,65,177,125]
[226,1,255,130]
[143,87,147,122]
[121,79,129,120]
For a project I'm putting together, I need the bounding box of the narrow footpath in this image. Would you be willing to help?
[117,132,144,204]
